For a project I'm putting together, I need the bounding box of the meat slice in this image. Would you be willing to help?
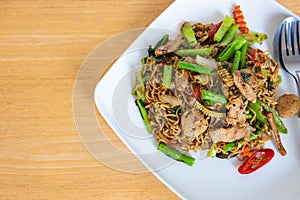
[222,85,230,99]
[267,112,287,156]
[276,94,300,118]
[170,69,196,108]
[173,69,190,91]
[225,96,247,125]
[233,68,265,103]
[180,108,208,144]
[161,94,180,107]
[208,123,254,143]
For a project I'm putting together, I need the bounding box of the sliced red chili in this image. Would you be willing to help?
[249,49,257,61]
[249,48,263,62]
[209,21,222,42]
[193,87,200,99]
[238,148,275,174]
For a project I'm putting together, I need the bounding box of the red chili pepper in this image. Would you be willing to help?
[249,48,263,62]
[193,87,200,99]
[209,21,222,42]
[238,148,275,174]
[249,49,257,61]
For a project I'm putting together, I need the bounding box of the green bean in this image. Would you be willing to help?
[154,34,169,49]
[178,61,213,74]
[181,22,197,48]
[135,99,153,133]
[232,50,241,72]
[239,42,248,69]
[157,143,195,166]
[162,65,173,89]
[257,100,288,134]
[220,24,239,45]
[214,15,235,42]
[175,48,212,57]
[201,89,227,105]
[217,37,247,62]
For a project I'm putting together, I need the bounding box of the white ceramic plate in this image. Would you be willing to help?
[94,0,300,199]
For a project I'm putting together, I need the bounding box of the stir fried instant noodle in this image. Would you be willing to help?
[132,10,288,172]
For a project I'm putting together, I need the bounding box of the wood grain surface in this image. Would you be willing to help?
[0,0,299,199]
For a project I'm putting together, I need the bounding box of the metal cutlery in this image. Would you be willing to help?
[274,16,300,117]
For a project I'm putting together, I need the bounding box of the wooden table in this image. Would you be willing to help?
[1,0,299,199]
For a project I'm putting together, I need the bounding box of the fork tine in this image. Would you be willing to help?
[281,22,286,55]
[285,20,293,56]
[296,20,300,55]
[291,19,299,55]
[280,17,300,59]
[281,21,289,56]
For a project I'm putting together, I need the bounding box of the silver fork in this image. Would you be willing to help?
[280,16,300,116]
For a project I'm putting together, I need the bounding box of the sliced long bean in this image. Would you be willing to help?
[154,34,169,49]
[175,48,212,57]
[221,24,239,45]
[162,65,173,89]
[232,50,241,72]
[157,143,195,166]
[239,42,248,69]
[201,89,227,105]
[136,99,153,133]
[178,61,213,74]
[217,37,247,62]
[181,22,197,48]
[214,15,235,42]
